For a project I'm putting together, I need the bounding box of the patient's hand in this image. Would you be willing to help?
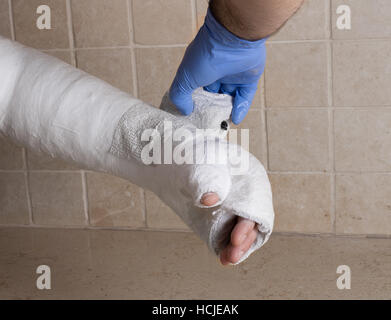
[201,192,257,265]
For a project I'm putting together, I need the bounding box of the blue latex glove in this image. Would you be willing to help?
[169,8,267,125]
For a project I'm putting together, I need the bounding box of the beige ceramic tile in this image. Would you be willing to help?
[0,227,91,299]
[13,0,69,49]
[195,0,208,29]
[87,172,144,227]
[265,43,328,107]
[336,174,391,235]
[0,137,24,170]
[230,109,264,163]
[1,227,390,299]
[76,48,133,93]
[135,47,185,107]
[333,41,391,107]
[26,150,79,170]
[334,109,391,172]
[0,0,11,38]
[332,0,391,39]
[0,173,29,224]
[145,191,188,230]
[270,173,333,233]
[132,0,193,45]
[29,172,86,226]
[267,109,329,171]
[271,0,329,40]
[71,0,130,48]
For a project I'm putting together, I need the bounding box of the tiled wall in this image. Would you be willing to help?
[0,0,390,237]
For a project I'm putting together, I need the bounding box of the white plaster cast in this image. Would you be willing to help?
[0,36,274,263]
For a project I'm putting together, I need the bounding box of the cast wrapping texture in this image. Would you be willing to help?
[0,36,274,264]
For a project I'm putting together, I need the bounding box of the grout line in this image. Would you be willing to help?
[264,107,270,171]
[8,0,15,40]
[267,170,391,174]
[268,171,332,175]
[330,168,337,233]
[0,223,389,240]
[126,0,139,98]
[65,0,76,67]
[269,38,391,43]
[0,223,192,234]
[332,173,337,232]
[263,60,271,170]
[259,75,269,171]
[29,38,391,51]
[274,231,391,240]
[4,168,391,174]
[326,0,337,234]
[331,37,391,42]
[24,171,33,225]
[81,171,90,225]
[260,75,266,110]
[34,44,189,51]
[141,189,147,228]
[125,43,189,49]
[22,149,33,225]
[265,106,329,109]
[31,39,391,52]
[265,105,391,109]
[327,57,336,232]
[329,93,337,235]
[190,0,198,34]
[4,169,391,175]
[129,43,188,49]
[0,169,81,173]
[126,0,134,46]
[326,0,332,40]
[41,49,73,54]
[126,0,146,227]
[268,39,329,44]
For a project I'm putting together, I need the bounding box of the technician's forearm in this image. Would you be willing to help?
[210,0,305,40]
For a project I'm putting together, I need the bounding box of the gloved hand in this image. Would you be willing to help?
[169,8,267,125]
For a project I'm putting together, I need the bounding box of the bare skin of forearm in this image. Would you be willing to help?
[210,0,305,40]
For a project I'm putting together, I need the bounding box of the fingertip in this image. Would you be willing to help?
[200,192,220,207]
[204,81,220,94]
[179,103,194,116]
[190,165,231,209]
[169,82,194,116]
[231,100,249,125]
[231,113,246,125]
[172,99,194,116]
[231,85,258,124]
[232,250,244,264]
[219,249,230,266]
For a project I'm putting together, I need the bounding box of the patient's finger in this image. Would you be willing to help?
[200,192,220,207]
[231,217,256,246]
[230,228,258,263]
